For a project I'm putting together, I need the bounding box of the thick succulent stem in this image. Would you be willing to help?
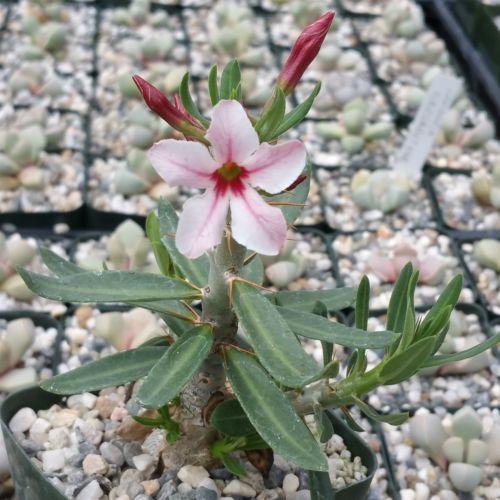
[180,236,246,422]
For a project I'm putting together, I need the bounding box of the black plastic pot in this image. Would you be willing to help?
[309,411,377,500]
[0,386,66,500]
[0,388,376,500]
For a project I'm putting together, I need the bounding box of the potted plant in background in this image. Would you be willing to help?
[1,11,499,500]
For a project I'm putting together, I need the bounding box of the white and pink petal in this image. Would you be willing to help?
[243,140,306,194]
[230,183,287,256]
[176,188,229,258]
[206,100,259,165]
[149,139,218,189]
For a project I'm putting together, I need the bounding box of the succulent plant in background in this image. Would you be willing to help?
[472,239,500,273]
[114,148,179,200]
[261,233,308,288]
[366,242,446,285]
[377,0,425,39]
[0,233,36,302]
[119,33,175,65]
[8,63,64,100]
[0,318,37,392]
[316,98,394,154]
[0,107,65,192]
[471,161,500,208]
[436,109,495,155]
[17,11,500,495]
[209,1,253,59]
[112,0,169,29]
[94,308,166,351]
[350,169,411,213]
[410,407,490,492]
[20,1,69,58]
[289,1,324,30]
[78,220,158,274]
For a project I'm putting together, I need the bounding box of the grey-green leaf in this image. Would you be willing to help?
[40,347,165,394]
[180,72,210,127]
[225,348,327,472]
[146,211,174,277]
[208,64,219,105]
[273,287,356,312]
[39,246,82,276]
[158,198,209,287]
[18,268,200,303]
[210,399,256,437]
[241,255,264,285]
[233,284,320,388]
[137,325,213,408]
[386,262,413,334]
[220,60,241,100]
[424,332,500,368]
[277,307,399,349]
[353,397,409,425]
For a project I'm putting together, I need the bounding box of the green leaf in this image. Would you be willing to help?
[379,336,436,385]
[40,347,165,394]
[418,275,462,338]
[179,72,210,128]
[241,255,264,285]
[386,262,413,334]
[220,60,241,100]
[270,82,321,140]
[429,306,452,355]
[340,406,364,432]
[137,325,213,408]
[254,88,286,141]
[355,276,370,330]
[225,348,327,472]
[208,64,219,105]
[424,332,500,367]
[39,246,82,276]
[221,454,246,477]
[353,397,409,425]
[314,405,334,443]
[233,284,320,388]
[18,268,200,304]
[132,415,162,427]
[158,198,209,287]
[210,399,256,437]
[146,211,174,277]
[276,307,399,349]
[263,162,311,225]
[309,470,334,500]
[273,287,356,312]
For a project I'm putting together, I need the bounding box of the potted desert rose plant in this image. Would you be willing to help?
[2,11,499,500]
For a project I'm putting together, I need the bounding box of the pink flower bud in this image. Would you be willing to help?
[132,75,205,140]
[277,11,335,95]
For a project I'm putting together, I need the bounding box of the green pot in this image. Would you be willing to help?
[1,388,377,500]
[309,411,377,500]
[1,386,66,499]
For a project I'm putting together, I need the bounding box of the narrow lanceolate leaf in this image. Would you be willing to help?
[263,163,311,225]
[308,470,334,500]
[353,397,409,425]
[137,325,212,408]
[225,349,327,472]
[220,60,241,100]
[394,270,419,354]
[355,276,370,331]
[179,72,210,127]
[241,255,264,285]
[208,64,219,105]
[424,332,500,368]
[276,307,399,349]
[254,88,286,141]
[18,268,200,303]
[418,274,462,338]
[270,82,321,140]
[273,287,356,312]
[158,198,209,287]
[386,262,413,334]
[233,284,320,388]
[39,247,82,276]
[210,399,256,437]
[40,347,165,394]
[379,336,436,385]
[146,211,174,277]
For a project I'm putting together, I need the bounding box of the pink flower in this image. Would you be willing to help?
[277,11,335,95]
[149,100,306,258]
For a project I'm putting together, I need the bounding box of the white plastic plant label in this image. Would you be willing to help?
[392,73,462,180]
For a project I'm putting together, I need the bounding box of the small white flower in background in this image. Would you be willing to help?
[149,99,306,258]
